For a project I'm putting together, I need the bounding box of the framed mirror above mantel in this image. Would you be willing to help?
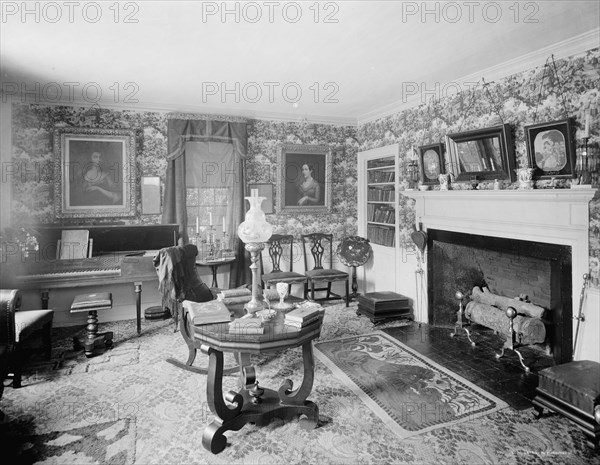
[446,124,517,183]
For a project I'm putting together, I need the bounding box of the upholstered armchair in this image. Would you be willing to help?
[0,289,54,389]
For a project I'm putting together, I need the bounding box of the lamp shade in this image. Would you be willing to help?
[237,196,273,243]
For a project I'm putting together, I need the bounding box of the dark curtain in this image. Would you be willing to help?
[162,116,250,287]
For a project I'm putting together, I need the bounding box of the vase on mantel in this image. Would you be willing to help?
[516,168,534,190]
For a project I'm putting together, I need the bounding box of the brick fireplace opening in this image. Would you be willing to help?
[426,228,572,364]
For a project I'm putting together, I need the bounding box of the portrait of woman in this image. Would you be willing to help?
[534,129,567,172]
[278,144,331,212]
[297,163,321,206]
[66,138,126,208]
[81,151,122,205]
[56,128,135,218]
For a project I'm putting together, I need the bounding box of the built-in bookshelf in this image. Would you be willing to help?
[364,156,396,247]
[357,144,400,293]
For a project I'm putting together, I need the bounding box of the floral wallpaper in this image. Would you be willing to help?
[358,48,600,288]
[9,106,359,240]
[10,105,168,226]
[246,120,359,239]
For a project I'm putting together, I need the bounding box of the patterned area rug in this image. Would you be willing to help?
[2,302,598,464]
[315,331,508,439]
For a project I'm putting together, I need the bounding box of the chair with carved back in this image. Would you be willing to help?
[260,234,307,295]
[301,233,350,307]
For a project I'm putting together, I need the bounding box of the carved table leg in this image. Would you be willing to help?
[201,344,319,454]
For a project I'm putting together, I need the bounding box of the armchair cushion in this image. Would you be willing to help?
[14,309,54,343]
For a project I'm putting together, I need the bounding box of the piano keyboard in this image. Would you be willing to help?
[19,267,120,281]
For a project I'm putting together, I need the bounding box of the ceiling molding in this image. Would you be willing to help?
[357,28,600,126]
[0,91,357,127]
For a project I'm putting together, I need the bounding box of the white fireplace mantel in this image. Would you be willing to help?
[403,187,598,361]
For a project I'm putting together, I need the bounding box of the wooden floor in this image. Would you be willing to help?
[383,322,556,410]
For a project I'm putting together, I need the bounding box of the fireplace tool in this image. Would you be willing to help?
[411,226,427,315]
[573,273,589,355]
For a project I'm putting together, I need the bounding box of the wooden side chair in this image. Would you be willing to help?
[301,233,350,307]
[260,234,307,294]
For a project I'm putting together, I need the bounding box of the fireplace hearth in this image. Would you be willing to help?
[427,229,572,364]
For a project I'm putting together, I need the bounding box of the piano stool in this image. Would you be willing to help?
[70,292,114,358]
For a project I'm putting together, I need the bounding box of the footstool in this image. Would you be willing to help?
[532,360,600,448]
[71,292,113,358]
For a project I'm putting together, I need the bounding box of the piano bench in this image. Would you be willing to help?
[70,292,114,358]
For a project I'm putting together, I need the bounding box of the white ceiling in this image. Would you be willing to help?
[1,1,599,125]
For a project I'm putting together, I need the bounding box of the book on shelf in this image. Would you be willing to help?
[183,299,232,326]
[228,316,265,334]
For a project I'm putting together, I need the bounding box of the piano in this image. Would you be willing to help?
[13,224,179,335]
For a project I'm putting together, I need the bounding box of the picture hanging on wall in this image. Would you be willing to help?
[54,127,136,218]
[276,143,332,214]
[525,118,576,180]
[418,143,446,186]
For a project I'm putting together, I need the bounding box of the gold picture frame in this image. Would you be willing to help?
[276,143,332,214]
[54,127,136,218]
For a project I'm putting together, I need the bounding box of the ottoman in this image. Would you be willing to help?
[71,292,113,358]
[532,360,600,448]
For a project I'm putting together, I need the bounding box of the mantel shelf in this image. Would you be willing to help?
[403,187,597,203]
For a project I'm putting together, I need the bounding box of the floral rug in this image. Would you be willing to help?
[314,332,508,439]
[1,301,598,464]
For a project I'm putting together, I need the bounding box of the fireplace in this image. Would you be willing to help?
[426,228,572,364]
[403,188,596,361]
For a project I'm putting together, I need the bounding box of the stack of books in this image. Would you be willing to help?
[357,291,412,323]
[228,315,265,335]
[284,303,323,329]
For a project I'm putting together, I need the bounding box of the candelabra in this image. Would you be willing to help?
[237,194,273,315]
[576,138,599,187]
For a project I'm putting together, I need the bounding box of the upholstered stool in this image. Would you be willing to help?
[532,360,600,448]
[71,292,113,358]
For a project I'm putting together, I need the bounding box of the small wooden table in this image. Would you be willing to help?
[189,309,323,454]
[196,256,236,288]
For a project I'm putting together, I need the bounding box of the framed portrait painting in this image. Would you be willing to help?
[525,118,576,180]
[276,143,332,213]
[54,127,136,218]
[418,143,445,186]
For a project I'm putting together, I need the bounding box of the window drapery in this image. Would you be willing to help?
[162,115,250,287]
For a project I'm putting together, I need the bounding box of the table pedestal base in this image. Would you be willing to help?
[200,342,318,454]
[202,389,319,454]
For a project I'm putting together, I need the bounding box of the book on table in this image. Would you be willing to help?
[183,299,232,326]
[284,313,322,328]
[284,303,323,327]
[228,316,264,334]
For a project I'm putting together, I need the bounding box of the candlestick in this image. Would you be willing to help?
[196,217,199,235]
[222,216,226,235]
[584,113,590,139]
[209,212,213,226]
